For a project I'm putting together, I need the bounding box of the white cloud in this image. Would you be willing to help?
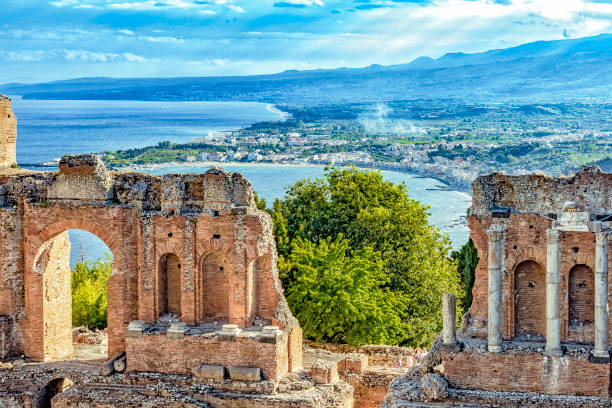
[277,0,324,5]
[1,49,152,63]
[229,5,246,13]
[138,35,184,43]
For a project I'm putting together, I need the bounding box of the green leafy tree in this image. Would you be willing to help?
[72,255,112,330]
[452,238,479,310]
[285,236,404,346]
[269,167,462,347]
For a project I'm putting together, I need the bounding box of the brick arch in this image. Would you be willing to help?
[196,238,233,266]
[560,252,595,276]
[568,264,594,326]
[505,247,546,276]
[156,240,184,260]
[513,260,546,337]
[157,252,182,317]
[26,218,123,275]
[198,250,231,323]
[24,217,129,361]
[502,248,547,338]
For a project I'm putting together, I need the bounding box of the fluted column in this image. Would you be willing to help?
[487,227,505,353]
[546,228,562,356]
[594,232,609,359]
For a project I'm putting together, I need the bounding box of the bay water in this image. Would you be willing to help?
[9,99,470,266]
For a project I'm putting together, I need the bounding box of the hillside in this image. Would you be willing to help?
[2,34,611,105]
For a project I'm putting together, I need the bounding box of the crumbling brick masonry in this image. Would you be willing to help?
[383,167,612,407]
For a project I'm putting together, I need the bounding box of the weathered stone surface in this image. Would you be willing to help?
[228,366,261,381]
[192,364,225,380]
[420,373,448,401]
[309,360,339,384]
[0,95,16,169]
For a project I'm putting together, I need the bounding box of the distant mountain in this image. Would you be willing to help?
[2,34,612,105]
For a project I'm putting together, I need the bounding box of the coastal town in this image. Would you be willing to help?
[103,101,612,191]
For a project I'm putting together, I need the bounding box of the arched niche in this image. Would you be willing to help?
[569,264,594,327]
[158,253,182,318]
[200,251,229,323]
[514,260,546,337]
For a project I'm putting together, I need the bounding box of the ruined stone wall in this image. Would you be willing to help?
[467,171,612,341]
[344,371,398,408]
[0,150,300,377]
[0,96,16,169]
[442,346,610,397]
[471,167,612,216]
[127,331,289,380]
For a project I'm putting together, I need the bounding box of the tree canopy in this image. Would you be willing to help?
[72,255,111,330]
[269,167,462,347]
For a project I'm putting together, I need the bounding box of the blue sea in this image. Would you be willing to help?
[10,99,470,266]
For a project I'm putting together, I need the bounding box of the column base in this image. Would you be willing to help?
[544,348,562,357]
[590,350,611,363]
[488,345,502,353]
[441,342,464,353]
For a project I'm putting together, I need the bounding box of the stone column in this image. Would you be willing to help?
[487,227,505,353]
[442,293,457,345]
[594,232,609,359]
[546,228,562,356]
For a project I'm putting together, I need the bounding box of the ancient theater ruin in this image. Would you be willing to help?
[384,166,612,407]
[0,94,370,407]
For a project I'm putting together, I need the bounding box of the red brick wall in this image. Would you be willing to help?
[127,332,289,380]
[468,214,612,342]
[443,349,610,397]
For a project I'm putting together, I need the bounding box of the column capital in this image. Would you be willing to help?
[596,232,609,247]
[546,228,562,244]
[487,227,506,243]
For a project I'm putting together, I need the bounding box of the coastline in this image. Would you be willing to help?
[110,160,473,197]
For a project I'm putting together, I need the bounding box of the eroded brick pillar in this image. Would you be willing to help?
[594,232,609,359]
[546,228,562,356]
[487,227,505,353]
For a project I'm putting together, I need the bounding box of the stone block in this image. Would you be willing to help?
[192,364,226,380]
[340,353,368,374]
[166,323,187,340]
[259,325,281,344]
[126,321,146,339]
[218,324,240,342]
[228,366,261,381]
[309,360,338,384]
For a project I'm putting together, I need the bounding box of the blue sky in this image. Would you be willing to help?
[1,0,612,82]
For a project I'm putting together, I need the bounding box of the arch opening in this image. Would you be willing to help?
[158,253,181,318]
[36,377,74,408]
[514,260,546,338]
[34,229,112,362]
